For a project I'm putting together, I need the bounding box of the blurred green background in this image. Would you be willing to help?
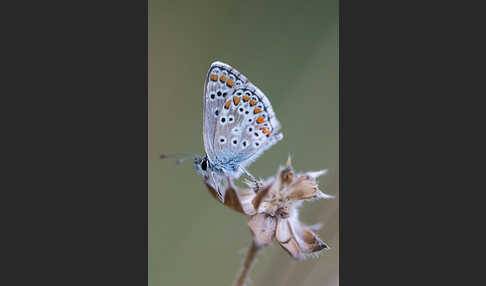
[149,0,338,285]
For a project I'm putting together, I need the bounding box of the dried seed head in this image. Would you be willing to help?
[202,156,333,259]
[204,179,255,215]
[280,155,294,185]
[276,214,329,260]
[288,177,320,201]
[248,213,277,247]
[277,205,290,219]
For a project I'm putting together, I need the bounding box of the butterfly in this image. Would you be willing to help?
[163,61,283,202]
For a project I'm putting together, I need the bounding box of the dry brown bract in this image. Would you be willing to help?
[204,156,333,260]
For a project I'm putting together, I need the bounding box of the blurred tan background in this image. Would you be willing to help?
[149,0,338,285]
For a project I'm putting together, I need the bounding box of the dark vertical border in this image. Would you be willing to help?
[340,0,413,284]
[5,0,148,284]
[341,0,403,282]
[339,0,466,284]
[339,0,343,284]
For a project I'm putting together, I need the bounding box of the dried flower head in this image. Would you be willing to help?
[204,156,333,260]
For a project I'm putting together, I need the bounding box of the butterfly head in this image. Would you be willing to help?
[193,155,211,176]
[194,155,228,202]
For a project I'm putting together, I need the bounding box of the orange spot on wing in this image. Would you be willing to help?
[254,108,262,114]
[260,127,272,136]
[224,100,231,109]
[227,78,234,87]
[256,116,265,124]
[250,100,257,106]
[210,74,218,81]
[233,96,240,105]
[242,95,250,102]
[220,75,226,83]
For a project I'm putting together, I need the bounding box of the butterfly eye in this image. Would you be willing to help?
[201,160,207,171]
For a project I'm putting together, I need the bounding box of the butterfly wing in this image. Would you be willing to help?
[202,61,246,163]
[203,61,283,178]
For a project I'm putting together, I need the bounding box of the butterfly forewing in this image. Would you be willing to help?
[203,62,245,162]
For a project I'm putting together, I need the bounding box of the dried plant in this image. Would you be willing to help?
[204,156,333,286]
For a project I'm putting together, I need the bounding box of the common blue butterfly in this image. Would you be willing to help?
[163,61,283,202]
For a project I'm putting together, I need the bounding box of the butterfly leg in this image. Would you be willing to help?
[239,167,263,193]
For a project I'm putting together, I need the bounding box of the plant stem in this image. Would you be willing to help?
[234,241,261,286]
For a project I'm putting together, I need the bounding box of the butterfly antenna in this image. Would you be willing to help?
[160,153,199,165]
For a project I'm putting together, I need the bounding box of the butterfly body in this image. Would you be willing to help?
[195,61,283,201]
[194,155,239,176]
